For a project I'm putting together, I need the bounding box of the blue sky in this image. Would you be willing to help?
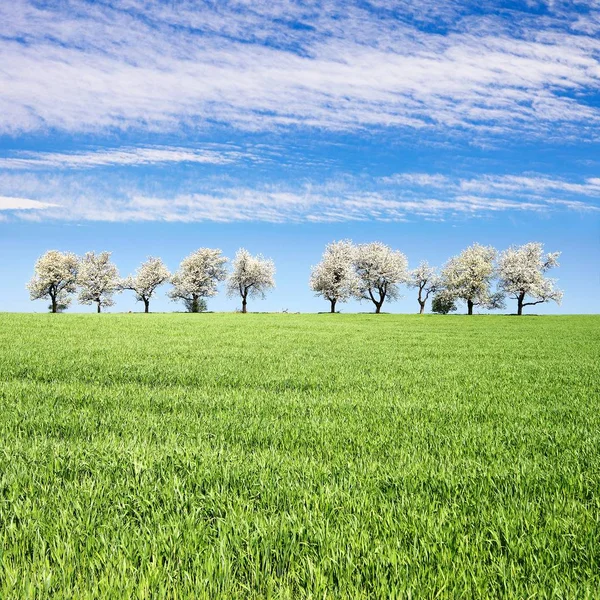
[0,0,599,313]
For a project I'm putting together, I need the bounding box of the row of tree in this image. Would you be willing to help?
[27,242,562,315]
[311,241,562,316]
[27,248,273,314]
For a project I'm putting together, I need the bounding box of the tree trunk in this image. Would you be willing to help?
[467,299,474,315]
[97,302,101,314]
[330,298,337,313]
[51,295,57,314]
[517,293,524,316]
[242,297,247,313]
[144,298,150,313]
[419,300,425,315]
[374,289,386,314]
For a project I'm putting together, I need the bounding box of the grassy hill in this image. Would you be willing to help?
[1,314,599,598]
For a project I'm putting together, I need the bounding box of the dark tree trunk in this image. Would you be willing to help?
[467,299,474,315]
[419,300,425,315]
[97,302,101,314]
[51,295,57,314]
[517,292,524,316]
[191,295,199,313]
[330,298,337,313]
[144,298,150,313]
[242,297,247,313]
[374,289,385,314]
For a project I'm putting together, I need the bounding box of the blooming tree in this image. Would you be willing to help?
[309,240,356,313]
[121,257,170,313]
[77,251,120,313]
[227,248,275,313]
[169,248,228,312]
[353,242,408,313]
[440,243,504,315]
[498,242,563,315]
[407,261,440,314]
[27,250,79,313]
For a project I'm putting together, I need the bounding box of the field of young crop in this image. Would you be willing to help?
[0,313,599,598]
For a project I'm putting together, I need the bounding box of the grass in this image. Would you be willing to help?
[0,313,599,598]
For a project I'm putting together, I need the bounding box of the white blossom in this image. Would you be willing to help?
[169,248,228,312]
[27,250,79,313]
[407,261,440,314]
[498,242,563,315]
[77,251,120,313]
[121,257,170,313]
[353,242,408,313]
[226,248,275,313]
[309,240,357,313]
[441,243,504,314]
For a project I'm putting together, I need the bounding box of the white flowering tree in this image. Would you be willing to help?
[309,240,356,313]
[169,248,228,312]
[498,242,563,315]
[77,251,120,313]
[27,250,79,313]
[441,243,504,315]
[121,257,170,313]
[353,242,408,313]
[407,261,440,314]
[227,248,275,313]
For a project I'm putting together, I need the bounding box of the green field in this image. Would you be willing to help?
[0,313,599,598]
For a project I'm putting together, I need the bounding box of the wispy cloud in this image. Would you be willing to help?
[380,174,450,187]
[0,196,58,210]
[381,172,600,198]
[1,1,599,140]
[459,174,600,196]
[1,170,597,223]
[0,146,255,170]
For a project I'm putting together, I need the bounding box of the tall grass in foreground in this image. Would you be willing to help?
[0,314,599,598]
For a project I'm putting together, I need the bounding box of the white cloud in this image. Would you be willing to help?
[0,170,597,223]
[0,1,599,139]
[380,173,450,187]
[0,196,58,210]
[459,175,600,196]
[382,171,600,199]
[0,146,253,170]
